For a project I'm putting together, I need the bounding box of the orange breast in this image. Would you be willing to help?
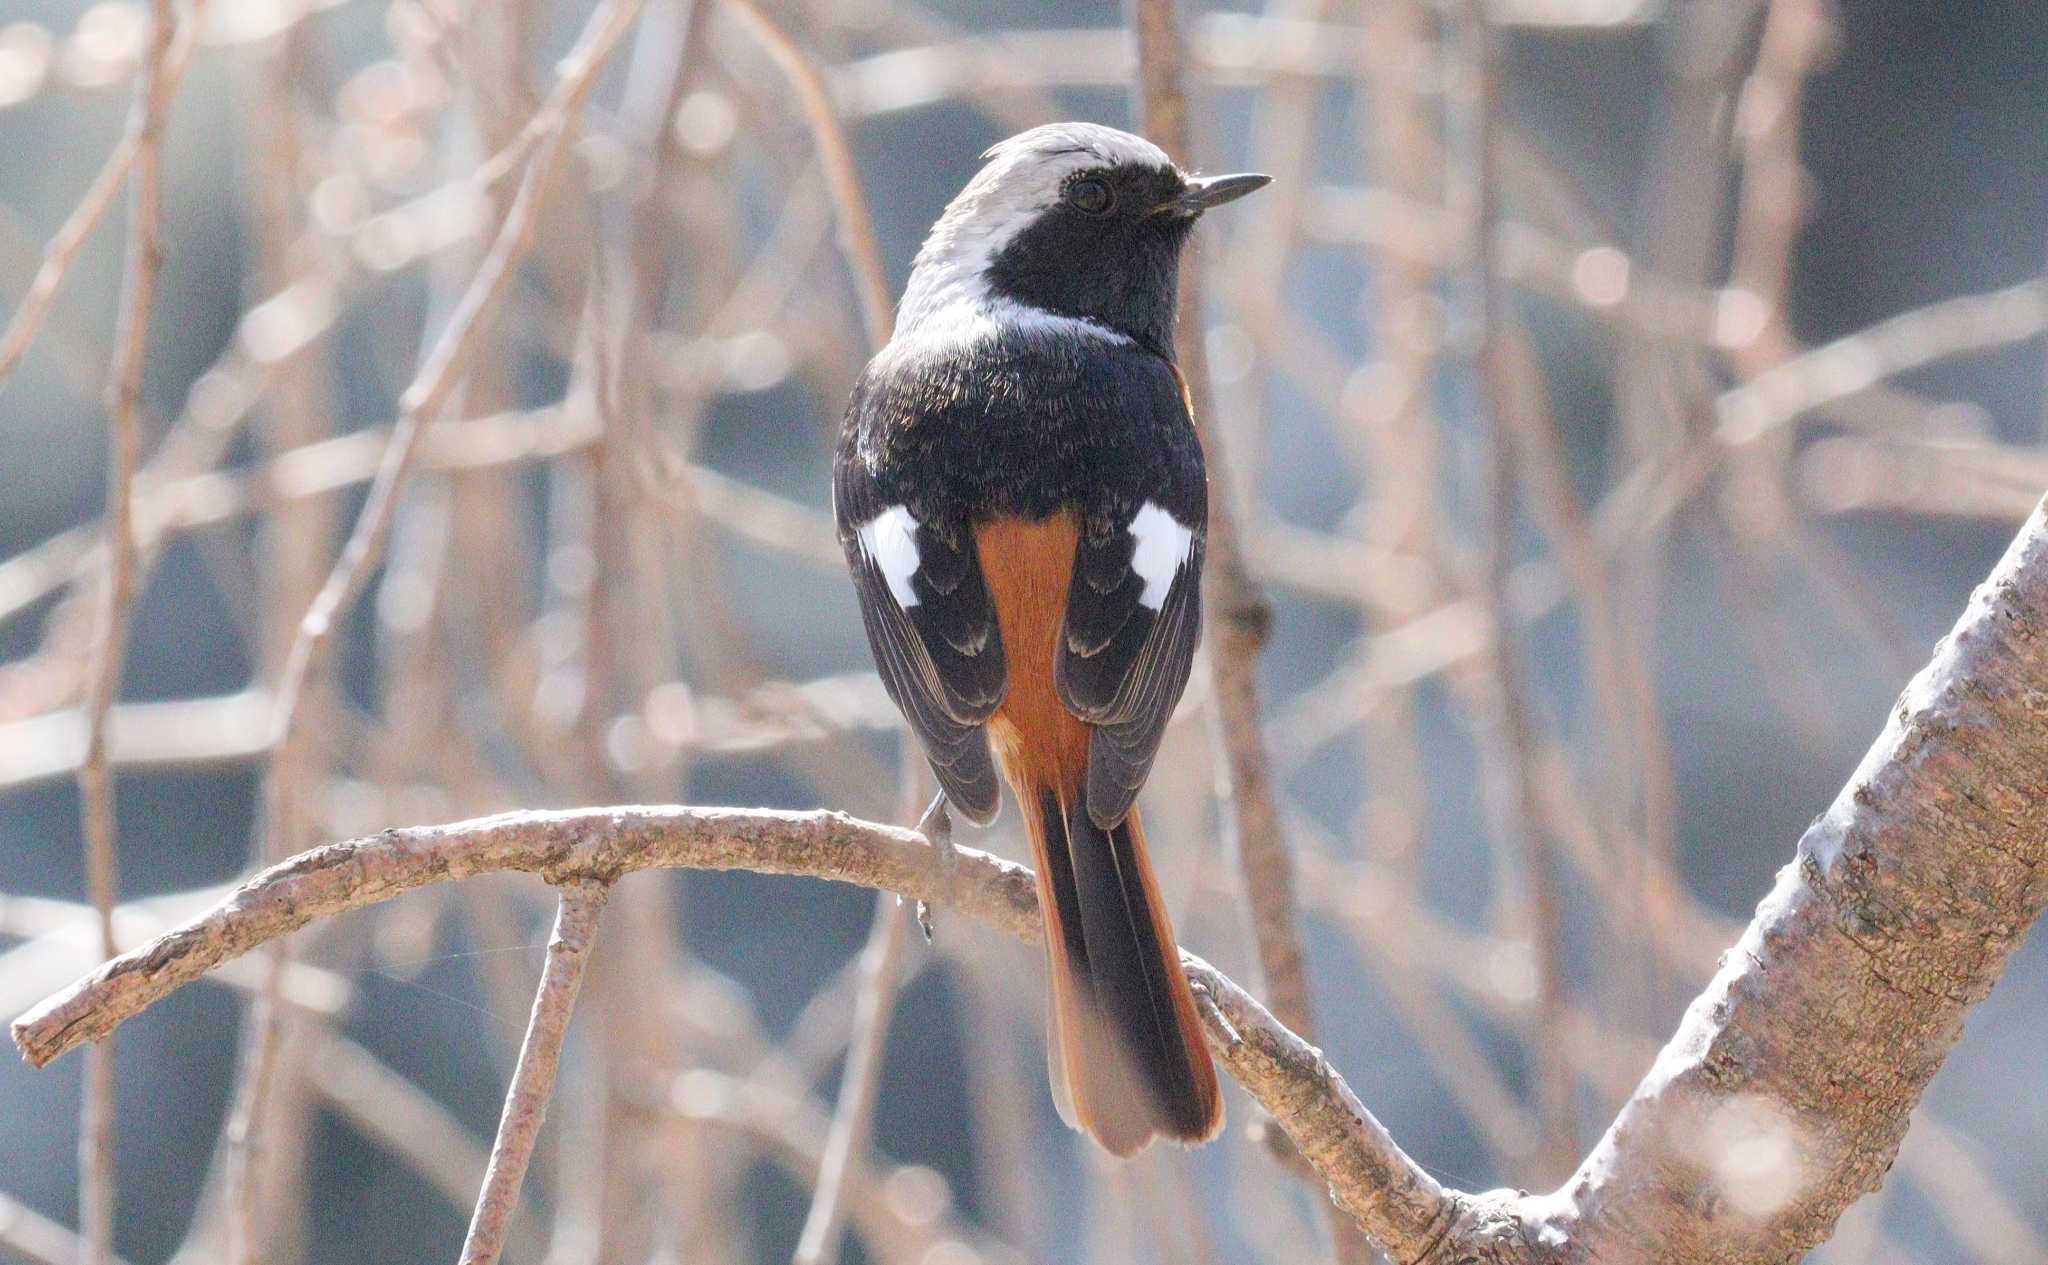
[974,514,1092,798]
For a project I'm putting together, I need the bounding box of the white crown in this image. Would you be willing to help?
[893,124,1173,341]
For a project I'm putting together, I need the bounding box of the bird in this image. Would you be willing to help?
[833,121,1269,1155]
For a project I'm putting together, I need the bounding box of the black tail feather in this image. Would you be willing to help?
[1034,787,1221,1154]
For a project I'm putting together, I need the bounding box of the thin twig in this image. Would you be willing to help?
[790,892,908,1265]
[0,5,205,387]
[0,1190,135,1265]
[0,669,905,793]
[221,2,650,1253]
[312,1032,546,1262]
[75,3,177,1258]
[667,1070,1003,1262]
[1133,0,1318,1048]
[458,879,611,1265]
[263,0,650,781]
[0,5,2038,1259]
[1716,276,2048,444]
[18,491,2048,1264]
[791,749,921,1265]
[0,406,600,635]
[705,27,903,1251]
[1130,16,1368,1259]
[720,0,894,347]
[1453,0,1575,1180]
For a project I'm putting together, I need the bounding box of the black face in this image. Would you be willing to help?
[984,162,1197,357]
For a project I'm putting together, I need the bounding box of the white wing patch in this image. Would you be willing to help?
[1128,502,1194,609]
[858,505,922,609]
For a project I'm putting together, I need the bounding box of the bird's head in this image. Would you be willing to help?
[895,122,1269,356]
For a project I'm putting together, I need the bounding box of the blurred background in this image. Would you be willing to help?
[1,0,2045,1262]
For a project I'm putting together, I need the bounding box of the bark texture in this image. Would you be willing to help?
[10,808,1036,1068]
[1542,498,2048,1263]
[1417,499,2048,1264]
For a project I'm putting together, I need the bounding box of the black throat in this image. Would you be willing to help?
[982,163,1195,357]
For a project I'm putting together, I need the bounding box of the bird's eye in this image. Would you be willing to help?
[1066,176,1113,215]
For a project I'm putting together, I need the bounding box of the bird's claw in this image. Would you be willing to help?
[913,791,953,943]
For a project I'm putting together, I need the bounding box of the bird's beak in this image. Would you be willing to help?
[1177,172,1272,214]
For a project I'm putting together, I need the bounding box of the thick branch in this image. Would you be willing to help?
[1188,961,1454,1252]
[1542,498,2048,1261]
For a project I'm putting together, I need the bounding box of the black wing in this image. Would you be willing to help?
[835,420,1006,824]
[1053,350,1208,831]
[1057,509,1204,830]
[838,329,1204,829]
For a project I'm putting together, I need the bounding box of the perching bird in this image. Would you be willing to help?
[833,122,1268,1155]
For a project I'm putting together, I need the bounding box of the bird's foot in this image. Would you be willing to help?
[913,790,953,943]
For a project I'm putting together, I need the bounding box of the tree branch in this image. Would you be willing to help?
[1541,497,2048,1261]
[1717,277,2048,445]
[221,4,649,1250]
[458,880,610,1265]
[15,497,2048,1265]
[0,2,205,387]
[720,0,894,348]
[790,891,908,1265]
[8,804,1450,1259]
[0,1189,133,1265]
[75,2,177,1258]
[10,809,1018,1066]
[1133,0,1320,1060]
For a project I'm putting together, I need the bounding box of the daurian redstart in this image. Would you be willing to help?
[835,123,1268,1155]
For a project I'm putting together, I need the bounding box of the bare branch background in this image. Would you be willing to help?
[1,1,2045,1263]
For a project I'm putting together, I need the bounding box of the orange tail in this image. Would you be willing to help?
[1020,782,1223,1156]
[976,512,1220,1155]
